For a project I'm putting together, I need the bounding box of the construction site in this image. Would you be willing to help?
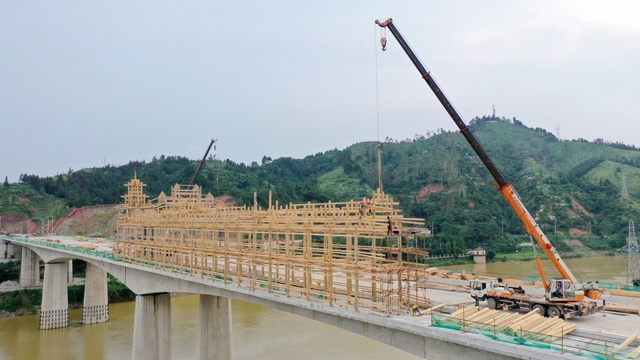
[114,174,432,316]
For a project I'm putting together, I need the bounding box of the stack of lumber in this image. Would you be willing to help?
[611,289,640,299]
[448,306,578,337]
[424,268,475,280]
[604,302,640,315]
[425,279,470,293]
[77,244,98,250]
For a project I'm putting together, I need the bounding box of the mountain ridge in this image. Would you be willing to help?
[4,116,640,255]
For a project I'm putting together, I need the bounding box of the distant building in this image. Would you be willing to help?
[471,247,486,264]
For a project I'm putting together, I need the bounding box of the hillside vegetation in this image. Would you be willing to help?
[6,116,640,257]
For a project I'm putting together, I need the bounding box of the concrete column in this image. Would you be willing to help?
[132,293,172,360]
[40,261,69,329]
[7,242,21,259]
[82,263,109,324]
[0,240,7,260]
[19,247,40,287]
[68,259,74,284]
[197,295,233,360]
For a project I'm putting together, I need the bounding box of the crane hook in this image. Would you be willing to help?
[380,37,387,51]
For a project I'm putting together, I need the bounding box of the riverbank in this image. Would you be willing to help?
[426,247,616,268]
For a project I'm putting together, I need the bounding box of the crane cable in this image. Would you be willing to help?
[374,24,383,191]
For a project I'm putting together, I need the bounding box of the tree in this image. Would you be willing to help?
[3,176,8,187]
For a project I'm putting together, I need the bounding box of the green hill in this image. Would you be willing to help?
[6,116,640,257]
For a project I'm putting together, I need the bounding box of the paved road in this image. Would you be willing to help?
[423,276,640,340]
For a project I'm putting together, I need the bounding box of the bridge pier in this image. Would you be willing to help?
[40,261,69,329]
[19,247,40,287]
[68,260,74,284]
[0,240,7,259]
[82,262,109,324]
[132,293,172,360]
[197,295,233,360]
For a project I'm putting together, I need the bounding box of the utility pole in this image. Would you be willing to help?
[621,173,630,201]
[617,220,640,286]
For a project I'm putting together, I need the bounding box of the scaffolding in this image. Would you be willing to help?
[114,176,431,315]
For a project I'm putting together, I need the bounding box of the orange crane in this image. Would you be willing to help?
[188,138,217,189]
[375,18,601,308]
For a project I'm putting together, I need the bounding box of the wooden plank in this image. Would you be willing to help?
[518,316,548,332]
[506,311,544,330]
[464,308,494,321]
[612,329,640,355]
[449,306,479,319]
[492,313,521,327]
[605,303,640,314]
[472,310,503,324]
[417,303,448,316]
[528,318,564,334]
[627,344,640,359]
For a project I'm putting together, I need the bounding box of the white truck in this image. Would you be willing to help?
[470,278,599,319]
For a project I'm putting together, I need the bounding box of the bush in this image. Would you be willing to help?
[68,285,84,304]
[0,295,23,312]
[107,276,135,303]
[0,289,41,313]
[0,262,20,283]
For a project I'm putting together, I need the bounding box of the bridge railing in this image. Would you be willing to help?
[6,236,117,261]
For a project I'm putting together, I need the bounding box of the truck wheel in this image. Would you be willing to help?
[531,304,546,316]
[547,306,562,318]
[487,297,498,310]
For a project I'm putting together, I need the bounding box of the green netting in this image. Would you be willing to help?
[597,282,617,289]
[623,285,640,292]
[8,236,117,261]
[430,314,615,359]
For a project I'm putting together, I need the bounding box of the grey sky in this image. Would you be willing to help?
[2,2,639,182]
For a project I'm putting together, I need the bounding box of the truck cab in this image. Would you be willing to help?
[470,278,525,301]
[546,278,578,302]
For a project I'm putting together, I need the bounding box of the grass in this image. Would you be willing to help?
[426,257,475,267]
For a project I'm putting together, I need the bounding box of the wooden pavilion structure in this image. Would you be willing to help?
[114,175,431,315]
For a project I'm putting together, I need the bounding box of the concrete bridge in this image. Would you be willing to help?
[1,236,573,360]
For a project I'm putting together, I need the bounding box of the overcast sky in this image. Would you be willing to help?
[2,2,639,182]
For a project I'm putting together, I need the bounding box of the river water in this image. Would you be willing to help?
[0,295,417,360]
[0,255,628,359]
[439,255,628,285]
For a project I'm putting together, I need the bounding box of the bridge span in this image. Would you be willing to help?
[2,235,569,360]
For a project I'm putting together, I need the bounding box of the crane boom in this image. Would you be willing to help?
[375,18,600,299]
[189,138,217,188]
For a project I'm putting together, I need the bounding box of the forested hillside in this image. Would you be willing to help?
[12,117,640,256]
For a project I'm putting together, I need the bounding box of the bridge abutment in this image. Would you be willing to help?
[19,247,40,287]
[133,293,172,360]
[197,295,233,360]
[40,261,69,329]
[82,262,109,324]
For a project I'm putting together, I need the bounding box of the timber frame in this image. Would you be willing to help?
[115,176,431,315]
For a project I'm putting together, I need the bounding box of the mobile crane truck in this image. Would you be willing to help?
[376,18,601,318]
